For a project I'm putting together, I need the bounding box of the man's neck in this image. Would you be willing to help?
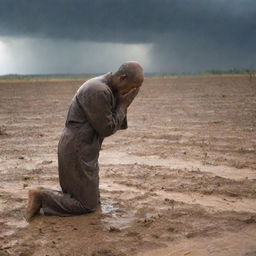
[107,73,118,93]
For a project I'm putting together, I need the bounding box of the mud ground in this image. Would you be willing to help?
[0,75,256,256]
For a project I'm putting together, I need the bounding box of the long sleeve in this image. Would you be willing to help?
[77,89,126,137]
[120,116,128,130]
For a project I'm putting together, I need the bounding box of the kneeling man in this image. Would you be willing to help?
[26,61,144,220]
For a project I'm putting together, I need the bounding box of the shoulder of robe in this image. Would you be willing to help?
[76,77,112,100]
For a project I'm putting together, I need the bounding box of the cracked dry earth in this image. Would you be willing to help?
[0,75,256,256]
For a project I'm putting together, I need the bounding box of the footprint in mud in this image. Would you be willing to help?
[41,160,53,165]
[125,231,141,237]
[108,226,121,232]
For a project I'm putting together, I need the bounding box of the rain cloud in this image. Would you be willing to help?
[0,0,255,74]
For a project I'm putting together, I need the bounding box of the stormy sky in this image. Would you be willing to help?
[0,0,255,75]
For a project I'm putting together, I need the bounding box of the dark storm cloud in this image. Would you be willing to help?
[1,0,255,44]
[0,0,256,73]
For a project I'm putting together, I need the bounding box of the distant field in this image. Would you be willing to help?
[0,68,254,81]
[0,75,256,256]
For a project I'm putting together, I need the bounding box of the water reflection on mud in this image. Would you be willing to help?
[100,199,135,229]
[0,218,27,238]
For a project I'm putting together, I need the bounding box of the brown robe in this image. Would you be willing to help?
[41,73,127,216]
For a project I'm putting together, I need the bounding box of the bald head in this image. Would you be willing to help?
[109,61,144,93]
[115,61,144,84]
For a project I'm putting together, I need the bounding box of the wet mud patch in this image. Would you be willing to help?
[101,164,256,199]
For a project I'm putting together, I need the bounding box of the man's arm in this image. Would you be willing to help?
[77,89,126,137]
[117,87,139,130]
[120,116,128,130]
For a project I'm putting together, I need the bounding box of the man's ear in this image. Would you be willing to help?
[119,74,127,81]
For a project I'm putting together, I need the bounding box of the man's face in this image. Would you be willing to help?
[117,75,143,94]
[119,81,141,94]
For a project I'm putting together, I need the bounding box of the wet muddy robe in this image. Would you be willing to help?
[41,73,127,216]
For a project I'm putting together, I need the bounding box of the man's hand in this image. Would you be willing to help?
[118,88,140,109]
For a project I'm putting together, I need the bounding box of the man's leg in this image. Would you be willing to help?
[26,188,92,221]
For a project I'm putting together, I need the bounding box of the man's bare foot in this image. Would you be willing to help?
[25,189,43,222]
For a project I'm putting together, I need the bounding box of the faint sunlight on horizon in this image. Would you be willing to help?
[0,37,152,75]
